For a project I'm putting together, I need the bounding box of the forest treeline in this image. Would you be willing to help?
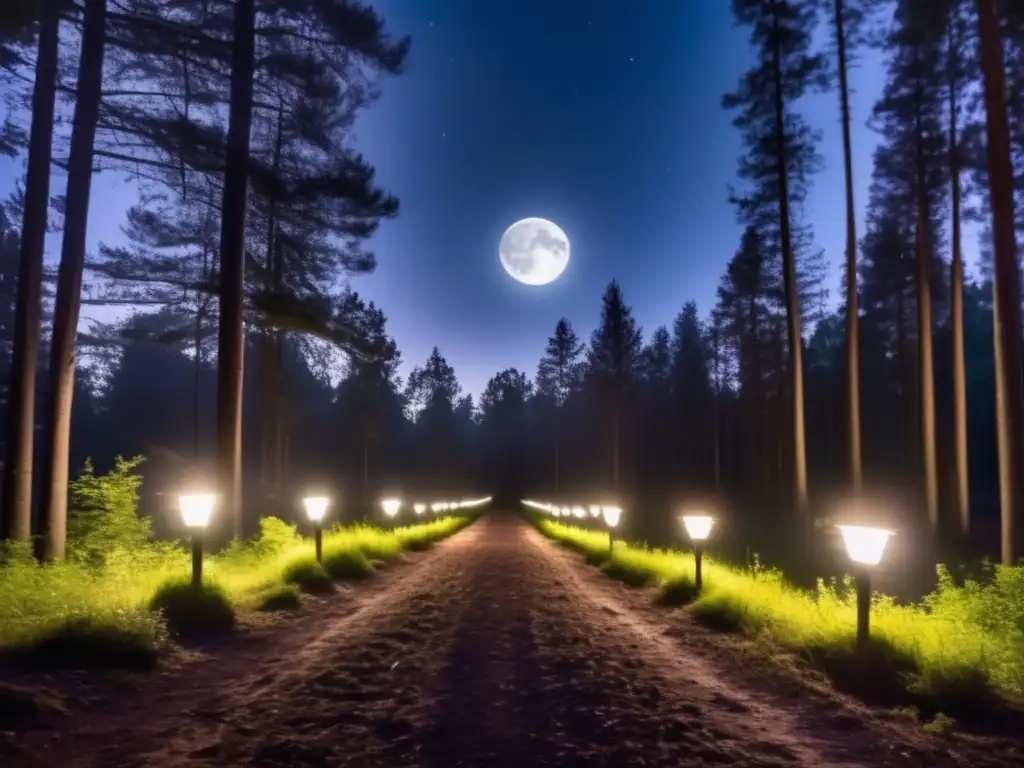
[0,1,1022,576]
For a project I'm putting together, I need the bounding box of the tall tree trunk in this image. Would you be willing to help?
[712,327,722,492]
[1,0,60,543]
[612,404,620,492]
[835,0,862,492]
[948,10,970,536]
[38,0,107,561]
[553,406,560,494]
[259,104,284,506]
[770,12,809,522]
[977,0,1024,565]
[362,435,369,505]
[914,89,939,534]
[216,0,256,540]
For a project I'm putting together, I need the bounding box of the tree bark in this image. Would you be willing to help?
[948,9,970,535]
[834,0,862,492]
[38,0,107,561]
[914,91,939,534]
[216,0,256,540]
[976,0,1024,565]
[770,10,809,521]
[1,0,60,543]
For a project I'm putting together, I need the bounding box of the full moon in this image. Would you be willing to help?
[498,217,570,286]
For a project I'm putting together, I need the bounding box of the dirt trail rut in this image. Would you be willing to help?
[12,513,1015,767]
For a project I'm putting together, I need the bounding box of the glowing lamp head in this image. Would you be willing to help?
[179,493,216,529]
[589,505,601,518]
[380,498,402,518]
[431,502,443,513]
[561,506,571,518]
[414,503,427,515]
[602,506,622,528]
[837,525,893,567]
[303,496,330,523]
[572,506,587,519]
[681,514,715,542]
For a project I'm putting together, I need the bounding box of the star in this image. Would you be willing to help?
[629,57,634,62]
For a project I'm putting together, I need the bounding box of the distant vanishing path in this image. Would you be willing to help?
[14,513,1015,767]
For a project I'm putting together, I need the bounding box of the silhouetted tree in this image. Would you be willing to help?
[586,281,642,494]
[724,0,827,529]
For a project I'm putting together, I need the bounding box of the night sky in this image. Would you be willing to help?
[0,1,979,399]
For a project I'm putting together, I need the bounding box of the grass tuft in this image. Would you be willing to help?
[256,583,302,612]
[322,546,375,580]
[281,556,334,594]
[149,576,235,638]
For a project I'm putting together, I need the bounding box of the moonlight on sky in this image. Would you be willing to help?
[498,217,570,286]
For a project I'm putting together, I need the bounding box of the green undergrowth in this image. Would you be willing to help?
[533,514,1024,720]
[0,461,477,670]
[256,583,302,612]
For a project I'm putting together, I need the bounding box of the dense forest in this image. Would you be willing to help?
[0,0,1022,589]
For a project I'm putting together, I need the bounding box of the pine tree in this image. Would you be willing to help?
[332,292,402,506]
[1,0,59,544]
[976,0,1024,565]
[825,0,874,492]
[586,280,643,492]
[38,0,108,560]
[869,0,949,533]
[535,317,584,492]
[406,347,462,491]
[723,0,828,525]
[671,302,714,491]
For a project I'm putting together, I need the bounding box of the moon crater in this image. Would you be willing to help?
[498,217,570,286]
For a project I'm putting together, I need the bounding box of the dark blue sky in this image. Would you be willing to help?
[0,1,980,399]
[350,0,892,397]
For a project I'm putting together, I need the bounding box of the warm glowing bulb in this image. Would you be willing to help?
[602,506,622,528]
[414,503,426,515]
[561,506,571,518]
[838,525,893,567]
[179,494,216,528]
[431,502,443,512]
[572,506,586,519]
[380,498,402,517]
[303,496,330,523]
[589,505,601,518]
[681,515,714,542]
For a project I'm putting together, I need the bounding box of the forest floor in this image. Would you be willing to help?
[4,512,1022,767]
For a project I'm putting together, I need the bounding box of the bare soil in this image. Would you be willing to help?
[6,513,1021,767]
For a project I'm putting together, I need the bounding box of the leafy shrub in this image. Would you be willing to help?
[322,546,375,580]
[66,456,151,567]
[149,576,235,638]
[257,584,302,612]
[282,556,334,594]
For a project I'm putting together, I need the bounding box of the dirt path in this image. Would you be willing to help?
[11,513,1017,767]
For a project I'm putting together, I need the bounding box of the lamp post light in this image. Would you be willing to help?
[431,502,443,514]
[602,505,622,556]
[588,505,601,519]
[303,496,330,563]
[680,514,715,592]
[179,494,216,587]
[380,497,402,527]
[837,524,894,651]
[414,503,427,516]
[572,505,587,520]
